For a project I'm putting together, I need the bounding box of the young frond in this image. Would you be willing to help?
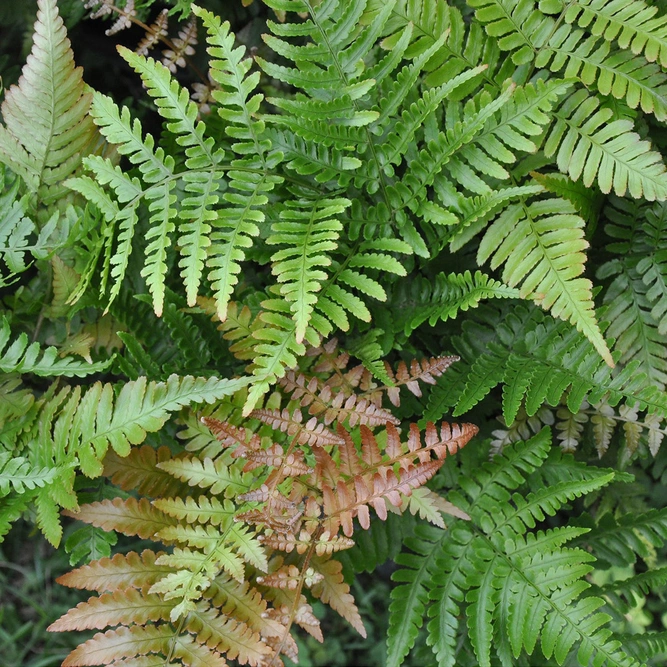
[0,0,97,201]
[52,348,472,665]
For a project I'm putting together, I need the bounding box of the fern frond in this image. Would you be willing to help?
[56,549,174,593]
[466,0,553,65]
[0,317,110,376]
[452,302,667,420]
[0,453,58,496]
[65,498,177,540]
[0,0,97,201]
[399,271,520,336]
[310,555,366,638]
[386,524,442,667]
[573,508,667,567]
[545,89,667,200]
[477,195,612,365]
[60,624,177,667]
[268,197,350,342]
[156,455,253,497]
[536,28,667,121]
[386,430,640,667]
[598,197,667,388]
[558,0,667,68]
[48,588,174,631]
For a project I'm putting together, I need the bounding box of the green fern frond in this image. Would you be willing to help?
[466,0,553,65]
[0,0,97,203]
[268,197,350,343]
[477,194,611,365]
[0,453,58,496]
[598,198,667,388]
[572,508,667,567]
[545,89,667,200]
[536,28,667,121]
[387,429,641,667]
[555,0,667,68]
[386,524,442,667]
[530,171,604,226]
[451,302,667,421]
[0,317,110,377]
[397,271,520,336]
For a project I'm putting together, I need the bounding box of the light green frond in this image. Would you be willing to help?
[49,375,249,480]
[536,29,667,121]
[0,317,110,377]
[268,197,349,343]
[152,496,236,528]
[87,93,173,183]
[195,6,272,162]
[208,171,279,322]
[0,0,96,201]
[530,171,603,225]
[0,453,58,496]
[545,89,667,200]
[557,0,667,68]
[477,195,611,365]
[392,84,515,225]
[244,297,310,414]
[119,47,222,168]
[156,456,253,498]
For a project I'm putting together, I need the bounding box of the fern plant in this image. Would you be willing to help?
[3,0,667,665]
[386,428,667,667]
[49,347,477,666]
[59,0,667,411]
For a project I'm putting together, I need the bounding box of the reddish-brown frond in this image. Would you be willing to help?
[54,335,476,664]
[186,605,273,666]
[56,550,173,592]
[162,15,197,72]
[256,564,303,590]
[201,416,260,458]
[136,8,168,56]
[280,372,399,426]
[64,498,177,539]
[384,355,459,406]
[268,599,324,642]
[243,444,313,477]
[251,408,344,446]
[48,587,174,631]
[62,624,174,666]
[337,424,362,477]
[310,557,366,637]
[322,461,442,536]
[103,445,190,498]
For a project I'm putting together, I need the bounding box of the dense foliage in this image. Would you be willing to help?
[2,0,667,665]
